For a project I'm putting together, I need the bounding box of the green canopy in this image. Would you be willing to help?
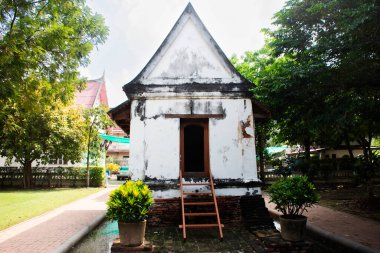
[100,134,130,144]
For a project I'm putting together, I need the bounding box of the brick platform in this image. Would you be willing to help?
[147,195,274,230]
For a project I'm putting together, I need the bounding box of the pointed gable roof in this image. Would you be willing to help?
[111,4,270,133]
[123,3,251,97]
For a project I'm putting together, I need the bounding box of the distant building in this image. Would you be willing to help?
[286,145,380,159]
[75,73,129,167]
[106,127,129,168]
[75,73,109,109]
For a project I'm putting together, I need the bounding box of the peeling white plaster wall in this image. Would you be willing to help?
[128,98,258,181]
[209,100,257,181]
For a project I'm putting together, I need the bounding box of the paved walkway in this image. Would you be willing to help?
[1,187,379,253]
[263,193,380,252]
[0,187,115,253]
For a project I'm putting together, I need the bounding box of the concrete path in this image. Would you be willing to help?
[263,193,380,252]
[0,187,115,253]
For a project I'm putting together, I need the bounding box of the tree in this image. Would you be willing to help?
[0,93,86,188]
[83,105,114,187]
[232,47,329,175]
[0,0,108,187]
[232,0,380,177]
[267,0,380,159]
[0,0,108,101]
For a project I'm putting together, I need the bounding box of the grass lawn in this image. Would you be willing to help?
[0,187,102,230]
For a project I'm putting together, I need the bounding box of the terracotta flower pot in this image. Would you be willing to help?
[279,215,307,241]
[118,220,146,246]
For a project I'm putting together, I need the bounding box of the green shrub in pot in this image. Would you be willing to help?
[268,175,319,241]
[106,180,154,246]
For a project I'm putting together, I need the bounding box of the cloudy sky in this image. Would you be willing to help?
[81,0,286,108]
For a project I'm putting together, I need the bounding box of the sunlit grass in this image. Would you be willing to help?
[0,188,102,230]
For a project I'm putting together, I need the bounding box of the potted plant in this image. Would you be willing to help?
[268,175,319,241]
[106,180,154,246]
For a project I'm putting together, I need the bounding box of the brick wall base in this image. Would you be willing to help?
[147,195,274,230]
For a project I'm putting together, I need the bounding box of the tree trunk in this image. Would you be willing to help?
[86,123,93,188]
[23,161,33,189]
[357,135,375,199]
[344,131,354,159]
[303,137,312,178]
[304,137,311,164]
[86,143,90,188]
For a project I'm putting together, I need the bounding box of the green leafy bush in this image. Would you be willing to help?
[89,166,105,187]
[268,176,319,217]
[106,180,154,223]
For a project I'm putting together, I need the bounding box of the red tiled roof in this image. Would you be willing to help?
[99,79,109,106]
[75,74,109,108]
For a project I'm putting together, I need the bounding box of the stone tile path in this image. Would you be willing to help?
[263,192,380,252]
[0,187,115,253]
[1,187,379,253]
[147,226,264,253]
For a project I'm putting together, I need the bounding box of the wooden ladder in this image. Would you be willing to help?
[178,168,224,241]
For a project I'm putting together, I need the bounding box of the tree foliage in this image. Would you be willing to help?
[0,0,108,188]
[0,96,86,188]
[232,0,380,173]
[0,0,108,101]
[83,105,114,187]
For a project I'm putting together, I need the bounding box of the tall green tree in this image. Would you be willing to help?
[268,0,380,158]
[233,0,379,168]
[232,47,329,171]
[0,94,86,188]
[83,105,114,187]
[0,0,108,101]
[0,0,108,187]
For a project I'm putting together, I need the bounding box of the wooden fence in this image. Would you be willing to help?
[264,170,380,185]
[0,166,104,188]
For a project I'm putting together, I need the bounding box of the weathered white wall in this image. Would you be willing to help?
[128,98,258,181]
[139,13,243,85]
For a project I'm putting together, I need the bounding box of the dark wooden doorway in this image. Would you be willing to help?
[180,118,209,177]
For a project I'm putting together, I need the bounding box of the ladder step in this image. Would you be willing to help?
[184,202,214,206]
[185,212,216,216]
[183,192,212,196]
[179,224,224,228]
[177,183,213,186]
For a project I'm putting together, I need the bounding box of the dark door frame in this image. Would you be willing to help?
[180,118,209,177]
